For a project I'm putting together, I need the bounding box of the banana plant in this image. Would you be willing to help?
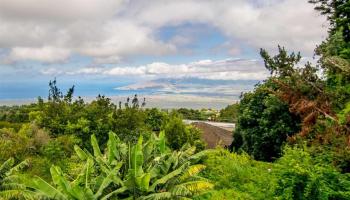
[24,131,213,199]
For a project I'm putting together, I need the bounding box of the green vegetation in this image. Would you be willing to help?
[218,103,239,122]
[202,146,350,200]
[231,81,300,161]
[177,105,238,122]
[19,132,213,199]
[1,1,350,199]
[163,112,205,151]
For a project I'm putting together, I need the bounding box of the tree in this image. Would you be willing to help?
[145,108,168,132]
[163,112,205,151]
[231,82,300,161]
[309,0,350,43]
[219,103,239,122]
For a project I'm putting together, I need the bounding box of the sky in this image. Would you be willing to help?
[0,0,328,108]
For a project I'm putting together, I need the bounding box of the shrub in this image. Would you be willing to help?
[0,128,31,162]
[145,108,168,132]
[202,149,276,199]
[274,146,350,200]
[163,112,205,150]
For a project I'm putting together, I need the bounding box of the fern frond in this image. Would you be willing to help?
[0,158,14,174]
[7,160,28,175]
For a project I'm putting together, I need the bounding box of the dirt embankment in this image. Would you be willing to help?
[192,122,233,149]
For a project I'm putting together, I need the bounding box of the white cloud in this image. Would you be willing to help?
[40,67,64,75]
[0,0,327,63]
[126,0,327,55]
[104,66,147,76]
[0,0,123,21]
[0,0,175,63]
[8,46,71,63]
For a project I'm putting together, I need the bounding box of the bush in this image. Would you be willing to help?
[232,82,300,161]
[163,112,205,150]
[203,147,350,200]
[145,108,168,131]
[0,128,30,162]
[0,121,22,131]
[202,149,276,199]
[219,103,239,122]
[274,146,350,200]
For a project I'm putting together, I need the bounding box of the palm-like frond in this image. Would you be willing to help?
[0,158,15,176]
[0,158,34,200]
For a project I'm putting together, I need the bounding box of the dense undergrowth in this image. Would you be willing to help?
[202,147,350,200]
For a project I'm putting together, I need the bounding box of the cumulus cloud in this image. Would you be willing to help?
[0,0,326,64]
[0,0,175,63]
[128,0,327,54]
[7,46,71,63]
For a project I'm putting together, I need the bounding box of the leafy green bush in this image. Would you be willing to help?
[274,146,350,200]
[163,112,205,151]
[203,147,350,200]
[145,108,168,132]
[218,103,239,123]
[0,128,31,162]
[232,82,300,161]
[0,121,22,131]
[202,149,276,199]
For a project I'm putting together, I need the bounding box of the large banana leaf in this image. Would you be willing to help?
[26,176,67,200]
[19,133,213,200]
[91,134,103,158]
[158,131,166,155]
[149,162,188,192]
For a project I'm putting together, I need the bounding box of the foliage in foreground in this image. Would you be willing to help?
[203,147,350,200]
[0,124,79,180]
[19,132,213,199]
[0,158,32,200]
